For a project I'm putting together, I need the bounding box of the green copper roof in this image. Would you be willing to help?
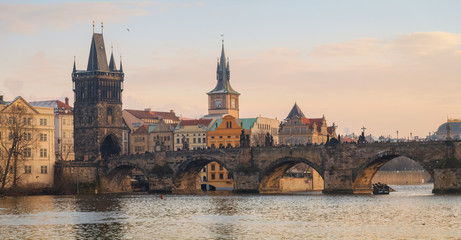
[239,118,257,130]
[208,119,223,131]
[208,41,240,95]
[148,124,157,132]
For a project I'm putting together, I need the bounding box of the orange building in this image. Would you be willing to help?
[207,115,244,149]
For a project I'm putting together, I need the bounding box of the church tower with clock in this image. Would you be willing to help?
[206,40,240,118]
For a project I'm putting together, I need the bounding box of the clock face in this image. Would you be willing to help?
[215,99,222,108]
[231,99,236,108]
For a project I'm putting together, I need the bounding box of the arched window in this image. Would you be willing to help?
[107,107,113,124]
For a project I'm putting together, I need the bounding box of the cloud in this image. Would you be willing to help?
[0,1,203,35]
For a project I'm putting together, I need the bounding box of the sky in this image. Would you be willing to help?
[2,0,461,138]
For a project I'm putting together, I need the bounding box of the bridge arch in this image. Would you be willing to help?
[105,162,150,192]
[352,151,434,194]
[173,156,233,194]
[259,157,324,193]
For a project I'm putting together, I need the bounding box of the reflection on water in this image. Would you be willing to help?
[0,185,460,239]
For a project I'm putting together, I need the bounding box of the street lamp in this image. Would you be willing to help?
[396,131,399,142]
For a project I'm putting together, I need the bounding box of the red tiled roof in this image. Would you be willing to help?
[152,111,180,121]
[125,109,180,122]
[134,125,149,133]
[180,119,212,127]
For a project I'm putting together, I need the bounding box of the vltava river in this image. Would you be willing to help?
[0,185,460,239]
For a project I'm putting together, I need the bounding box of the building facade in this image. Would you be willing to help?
[123,109,180,132]
[0,96,55,189]
[279,103,336,145]
[207,115,244,149]
[72,29,124,161]
[174,119,214,151]
[130,119,175,154]
[30,98,74,161]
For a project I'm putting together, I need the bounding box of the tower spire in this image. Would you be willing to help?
[119,55,123,72]
[109,46,117,71]
[208,36,239,95]
[73,56,76,73]
[87,27,109,71]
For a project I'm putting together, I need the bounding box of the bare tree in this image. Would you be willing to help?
[251,130,266,147]
[0,102,36,193]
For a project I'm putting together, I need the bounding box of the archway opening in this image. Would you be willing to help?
[353,154,433,194]
[173,159,233,194]
[260,159,324,194]
[101,134,121,158]
[107,166,149,193]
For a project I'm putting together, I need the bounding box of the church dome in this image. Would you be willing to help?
[435,121,461,140]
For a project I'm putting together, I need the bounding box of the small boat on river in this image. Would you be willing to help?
[372,183,390,195]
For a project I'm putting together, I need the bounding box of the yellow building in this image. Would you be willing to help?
[174,119,215,151]
[0,96,55,190]
[30,98,74,161]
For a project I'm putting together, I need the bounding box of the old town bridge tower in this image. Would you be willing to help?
[72,28,124,161]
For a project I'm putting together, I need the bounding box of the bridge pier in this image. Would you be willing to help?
[433,168,461,194]
[149,173,174,193]
[323,170,354,194]
[233,172,260,193]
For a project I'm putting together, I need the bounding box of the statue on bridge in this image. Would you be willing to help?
[357,126,367,144]
[240,130,250,148]
[265,132,274,147]
[182,135,190,150]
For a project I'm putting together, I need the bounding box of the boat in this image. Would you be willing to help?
[372,183,390,195]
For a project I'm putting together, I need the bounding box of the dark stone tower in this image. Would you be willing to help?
[72,29,124,161]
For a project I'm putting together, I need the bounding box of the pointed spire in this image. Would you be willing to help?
[286,102,306,120]
[109,46,117,71]
[208,36,239,95]
[73,56,76,73]
[87,31,109,71]
[119,55,123,72]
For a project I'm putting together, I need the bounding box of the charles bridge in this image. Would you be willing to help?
[55,140,461,194]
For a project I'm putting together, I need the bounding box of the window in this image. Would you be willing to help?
[220,165,224,171]
[198,138,201,143]
[203,138,206,143]
[176,138,180,144]
[40,148,47,157]
[24,148,31,157]
[219,173,224,179]
[23,132,31,140]
[219,136,223,139]
[211,173,215,180]
[41,166,48,174]
[40,118,47,126]
[40,133,47,141]
[193,138,196,143]
[63,132,66,138]
[23,117,31,125]
[211,164,215,171]
[24,166,32,174]
[228,173,233,179]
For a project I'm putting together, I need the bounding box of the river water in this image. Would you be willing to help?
[0,185,460,239]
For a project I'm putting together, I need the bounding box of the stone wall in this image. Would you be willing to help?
[433,168,461,193]
[373,171,432,185]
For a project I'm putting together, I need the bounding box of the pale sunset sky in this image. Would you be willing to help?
[1,0,461,138]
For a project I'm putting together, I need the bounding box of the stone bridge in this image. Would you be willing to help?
[55,141,461,194]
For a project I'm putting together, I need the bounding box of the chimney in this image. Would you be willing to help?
[65,97,69,106]
[145,108,151,112]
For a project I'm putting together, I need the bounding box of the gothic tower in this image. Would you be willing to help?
[72,28,124,161]
[207,40,240,118]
